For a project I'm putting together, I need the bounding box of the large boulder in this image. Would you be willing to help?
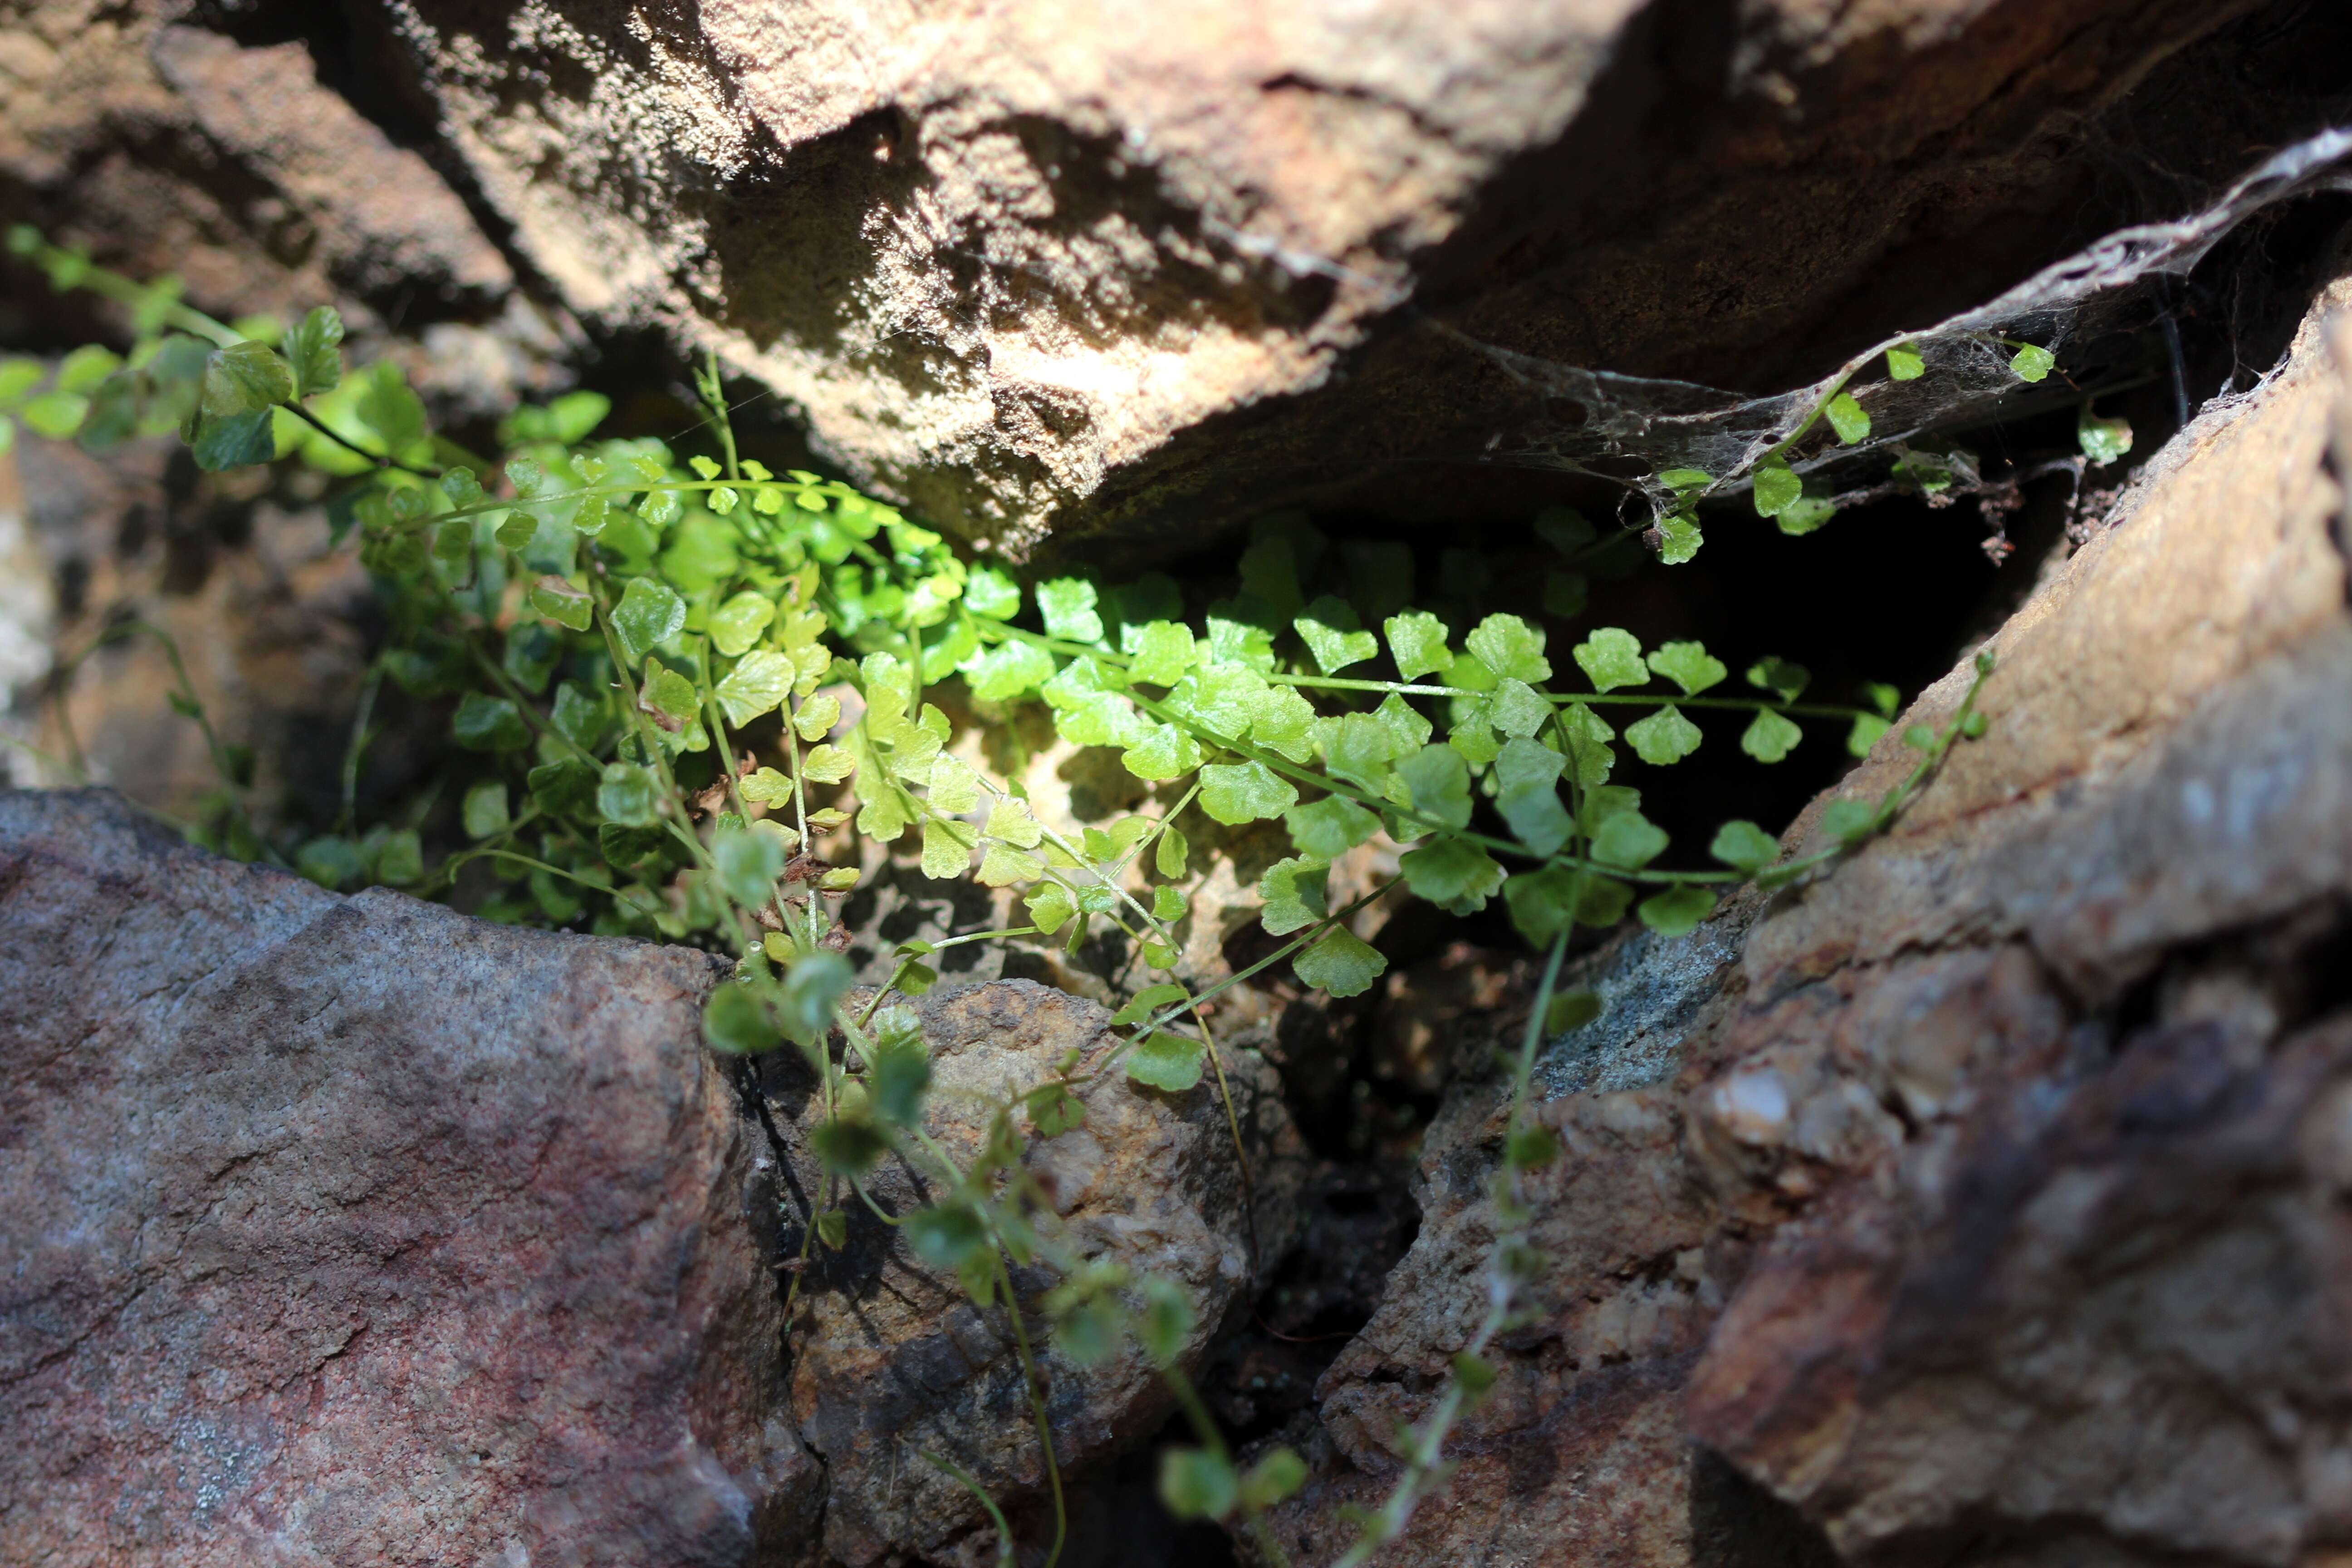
[369,0,2329,552]
[1271,269,2352,1564]
[0,788,809,1565]
[0,789,1294,1566]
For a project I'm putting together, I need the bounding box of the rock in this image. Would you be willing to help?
[0,435,382,820]
[757,979,1305,1567]
[1270,271,2352,1564]
[370,0,2334,551]
[147,24,510,302]
[0,787,1301,1566]
[0,1,510,328]
[0,787,813,1565]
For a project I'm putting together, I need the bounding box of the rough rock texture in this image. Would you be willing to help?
[372,0,2332,551]
[756,980,1305,1568]
[0,1,512,331]
[0,787,1297,1566]
[0,788,812,1566]
[1270,274,2352,1564]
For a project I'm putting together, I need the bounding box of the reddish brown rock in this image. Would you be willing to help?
[373,0,2326,551]
[0,788,813,1566]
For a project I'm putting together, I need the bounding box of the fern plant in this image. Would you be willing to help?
[1,225,1997,1565]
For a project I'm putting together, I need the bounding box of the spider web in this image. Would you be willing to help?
[1436,127,2352,524]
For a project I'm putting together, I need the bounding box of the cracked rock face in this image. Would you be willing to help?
[372,0,2288,553]
[0,789,810,1566]
[1269,277,2352,1566]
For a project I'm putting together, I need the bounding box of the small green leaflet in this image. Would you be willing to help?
[1576,875,1634,927]
[1464,613,1550,684]
[1398,838,1503,911]
[921,818,971,879]
[794,693,841,741]
[1122,723,1204,782]
[461,780,509,839]
[2010,343,2056,382]
[1498,782,1573,857]
[1384,611,1455,681]
[711,591,775,656]
[1198,760,1297,824]
[598,762,663,827]
[976,842,1044,885]
[1710,819,1780,872]
[2078,406,2132,465]
[1489,678,1550,738]
[1155,824,1188,877]
[451,692,528,752]
[741,766,793,805]
[1113,984,1189,1027]
[1293,927,1386,997]
[1394,744,1472,831]
[800,744,856,783]
[1658,467,1712,494]
[1740,709,1802,762]
[1126,1030,1205,1092]
[1027,1082,1085,1138]
[1160,1449,1237,1522]
[960,567,1019,620]
[985,796,1044,848]
[1591,809,1668,870]
[1504,866,1579,945]
[1746,657,1809,702]
[1646,641,1725,696]
[926,754,979,812]
[1556,701,1615,789]
[1637,885,1716,937]
[1825,391,1870,445]
[967,641,1054,701]
[703,984,779,1054]
[531,577,593,631]
[1625,705,1702,764]
[1823,797,1879,844]
[714,824,786,906]
[1885,344,1925,380]
[612,577,686,661]
[1776,495,1837,536]
[1240,1449,1307,1512]
[1656,513,1702,564]
[1285,795,1378,858]
[1534,506,1595,552]
[1124,620,1196,685]
[1573,628,1646,692]
[286,306,344,398]
[1037,577,1103,642]
[1752,461,1801,518]
[1258,857,1330,935]
[1025,882,1074,934]
[1847,714,1891,756]
[1294,596,1378,674]
[716,651,795,726]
